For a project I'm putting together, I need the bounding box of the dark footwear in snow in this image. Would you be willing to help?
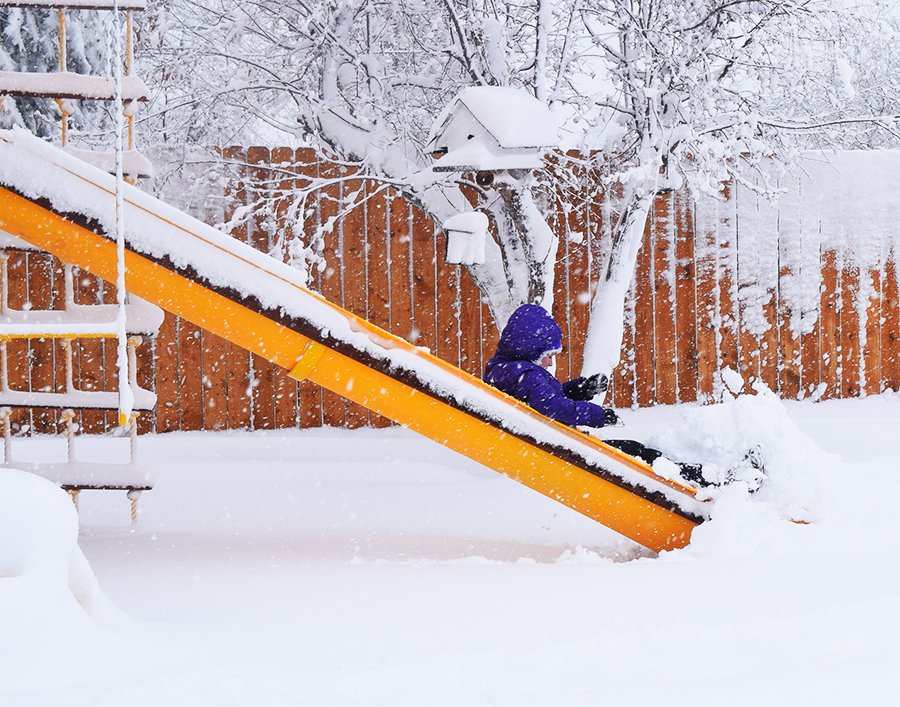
[726,445,766,492]
[678,463,715,488]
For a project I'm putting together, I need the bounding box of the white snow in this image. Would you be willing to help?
[3,392,900,704]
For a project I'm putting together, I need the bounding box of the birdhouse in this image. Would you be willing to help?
[427,87,558,174]
[443,211,489,265]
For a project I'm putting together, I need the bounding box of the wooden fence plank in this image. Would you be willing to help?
[51,258,67,427]
[435,232,460,367]
[178,319,204,430]
[248,147,271,253]
[202,331,229,431]
[674,190,698,403]
[226,341,252,430]
[693,190,718,402]
[411,208,437,356]
[652,193,678,405]
[135,336,155,435]
[246,148,277,429]
[222,146,249,247]
[101,337,118,430]
[567,162,596,381]
[551,194,572,382]
[716,184,741,392]
[459,265,483,377]
[634,216,655,407]
[840,262,861,398]
[219,146,254,431]
[251,352,276,430]
[73,270,106,433]
[861,266,882,396]
[800,296,822,401]
[389,192,414,344]
[775,177,800,399]
[882,257,900,392]
[820,249,840,400]
[758,195,781,395]
[154,311,181,432]
[777,241,801,400]
[365,180,392,428]
[735,184,759,388]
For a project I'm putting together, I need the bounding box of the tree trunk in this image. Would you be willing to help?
[581,187,656,388]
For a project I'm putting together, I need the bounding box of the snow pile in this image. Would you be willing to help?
[0,468,137,693]
[638,373,858,558]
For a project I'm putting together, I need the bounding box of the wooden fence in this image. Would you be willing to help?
[3,148,899,435]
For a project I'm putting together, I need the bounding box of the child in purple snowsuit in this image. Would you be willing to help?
[484,303,709,486]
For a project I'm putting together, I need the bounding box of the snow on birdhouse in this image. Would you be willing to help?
[427,87,558,173]
[443,211,489,265]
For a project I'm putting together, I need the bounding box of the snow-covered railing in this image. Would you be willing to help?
[0,406,156,523]
[0,72,149,102]
[0,251,161,410]
[0,299,163,338]
[0,0,150,177]
[0,0,145,7]
[63,146,153,180]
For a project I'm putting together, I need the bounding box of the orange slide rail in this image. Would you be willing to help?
[0,138,705,552]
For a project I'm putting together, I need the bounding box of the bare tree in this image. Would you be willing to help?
[135,0,900,379]
[575,0,900,386]
[137,0,597,326]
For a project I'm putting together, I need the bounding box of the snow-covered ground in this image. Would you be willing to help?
[3,391,900,706]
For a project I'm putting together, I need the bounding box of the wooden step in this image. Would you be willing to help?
[0,71,149,102]
[0,0,145,9]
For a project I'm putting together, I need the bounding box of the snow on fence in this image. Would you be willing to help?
[4,147,900,435]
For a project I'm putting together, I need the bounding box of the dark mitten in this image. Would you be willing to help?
[603,408,619,426]
[566,373,609,401]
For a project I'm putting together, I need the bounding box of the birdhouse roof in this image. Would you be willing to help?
[428,87,558,151]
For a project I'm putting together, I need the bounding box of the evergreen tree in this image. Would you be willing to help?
[1,7,118,146]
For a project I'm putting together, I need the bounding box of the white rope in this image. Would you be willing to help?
[112,2,133,427]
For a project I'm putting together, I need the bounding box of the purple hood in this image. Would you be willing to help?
[492,304,562,363]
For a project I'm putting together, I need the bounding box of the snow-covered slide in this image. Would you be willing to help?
[0,128,706,551]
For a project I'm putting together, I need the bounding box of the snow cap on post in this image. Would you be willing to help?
[428,87,558,172]
[443,211,489,265]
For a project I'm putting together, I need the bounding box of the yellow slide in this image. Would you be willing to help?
[0,129,706,552]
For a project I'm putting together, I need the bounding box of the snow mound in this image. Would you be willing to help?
[0,469,147,693]
[645,382,847,558]
[0,468,124,623]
